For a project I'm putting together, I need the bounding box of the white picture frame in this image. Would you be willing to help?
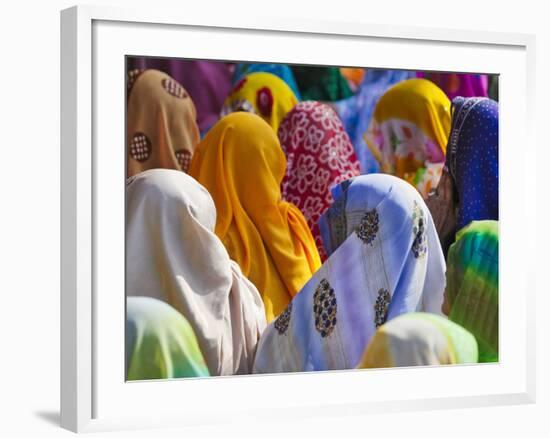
[60,4,536,433]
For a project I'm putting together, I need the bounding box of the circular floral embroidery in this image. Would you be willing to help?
[161,78,188,99]
[355,209,379,245]
[313,279,337,338]
[411,201,427,258]
[256,87,273,117]
[175,149,192,172]
[129,132,152,163]
[374,288,391,328]
[274,302,292,335]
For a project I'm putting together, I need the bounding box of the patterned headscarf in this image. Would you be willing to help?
[334,69,415,173]
[189,112,321,321]
[126,58,234,134]
[446,97,499,230]
[446,220,498,363]
[221,72,298,132]
[127,69,200,176]
[364,78,451,198]
[358,312,478,368]
[232,63,302,99]
[253,174,446,373]
[126,297,210,380]
[278,101,361,261]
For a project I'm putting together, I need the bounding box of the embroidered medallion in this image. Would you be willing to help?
[161,78,188,99]
[274,302,292,335]
[374,288,391,328]
[313,279,337,338]
[355,209,379,245]
[129,132,152,163]
[175,149,192,172]
[411,201,427,258]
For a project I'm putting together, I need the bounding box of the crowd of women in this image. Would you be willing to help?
[125,59,499,380]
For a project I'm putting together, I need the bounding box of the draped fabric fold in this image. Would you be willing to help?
[358,312,478,368]
[253,174,446,373]
[189,113,321,321]
[126,169,266,375]
[126,296,210,380]
[446,220,499,363]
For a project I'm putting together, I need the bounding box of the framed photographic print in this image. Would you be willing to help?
[61,4,536,433]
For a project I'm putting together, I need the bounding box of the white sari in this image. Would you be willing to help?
[126,169,266,376]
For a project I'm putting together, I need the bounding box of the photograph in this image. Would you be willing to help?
[125,57,499,380]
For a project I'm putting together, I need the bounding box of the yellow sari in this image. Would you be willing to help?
[220,72,298,133]
[189,112,321,321]
[365,78,451,198]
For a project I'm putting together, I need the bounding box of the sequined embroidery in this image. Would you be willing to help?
[175,149,192,172]
[411,201,427,258]
[448,97,487,180]
[127,68,144,93]
[374,288,391,328]
[129,132,152,162]
[355,209,379,245]
[161,78,188,99]
[274,302,292,335]
[313,279,337,338]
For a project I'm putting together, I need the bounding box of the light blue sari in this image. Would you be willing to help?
[253,174,446,373]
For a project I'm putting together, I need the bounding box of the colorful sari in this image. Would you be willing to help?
[417,72,489,100]
[127,69,200,177]
[221,72,298,132]
[291,66,354,101]
[334,69,415,173]
[253,174,446,373]
[126,57,234,133]
[364,78,451,198]
[446,220,499,363]
[232,63,302,99]
[126,169,266,375]
[126,297,210,380]
[189,113,322,321]
[278,101,361,261]
[339,67,365,91]
[358,312,478,368]
[446,97,499,230]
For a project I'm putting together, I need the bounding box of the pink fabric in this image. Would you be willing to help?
[278,101,361,261]
[417,72,489,100]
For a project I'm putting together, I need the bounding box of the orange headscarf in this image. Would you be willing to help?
[189,112,321,321]
[127,69,200,176]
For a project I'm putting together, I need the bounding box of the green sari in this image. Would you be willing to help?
[126,297,210,380]
[446,221,499,363]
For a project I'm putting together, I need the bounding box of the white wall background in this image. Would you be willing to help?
[0,1,546,436]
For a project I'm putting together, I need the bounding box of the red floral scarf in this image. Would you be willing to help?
[278,101,361,261]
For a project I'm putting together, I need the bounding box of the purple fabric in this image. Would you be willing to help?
[127,57,234,133]
[416,72,489,100]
